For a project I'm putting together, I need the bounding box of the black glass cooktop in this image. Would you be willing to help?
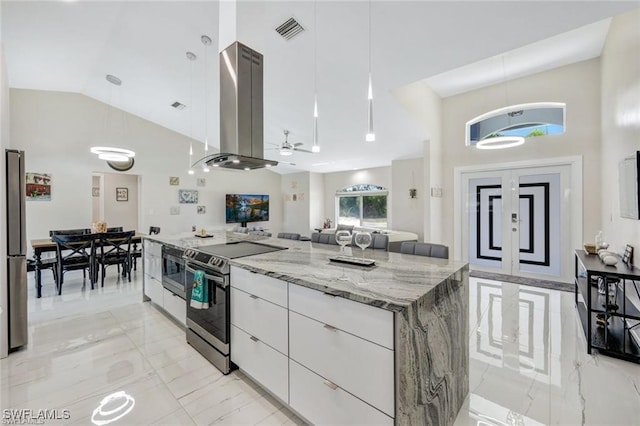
[197,241,286,259]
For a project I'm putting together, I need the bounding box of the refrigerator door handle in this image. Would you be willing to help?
[8,256,28,349]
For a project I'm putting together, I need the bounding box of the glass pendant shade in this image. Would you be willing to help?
[366,75,375,142]
[312,96,320,153]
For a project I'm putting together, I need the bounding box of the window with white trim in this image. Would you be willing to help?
[336,184,388,228]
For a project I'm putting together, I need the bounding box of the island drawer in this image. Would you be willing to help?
[288,283,394,350]
[231,325,288,403]
[230,287,288,355]
[230,266,287,308]
[144,275,163,302]
[290,360,393,426]
[163,289,186,325]
[289,311,394,417]
[143,240,162,258]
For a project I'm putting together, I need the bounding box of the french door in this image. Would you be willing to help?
[462,165,571,281]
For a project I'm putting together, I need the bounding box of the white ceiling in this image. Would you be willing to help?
[2,1,637,174]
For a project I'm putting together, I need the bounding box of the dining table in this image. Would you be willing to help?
[30,233,143,298]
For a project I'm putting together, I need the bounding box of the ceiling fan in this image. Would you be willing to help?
[267,130,313,156]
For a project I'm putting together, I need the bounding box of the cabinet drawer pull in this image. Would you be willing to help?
[249,294,259,300]
[323,324,338,332]
[323,379,338,390]
[250,335,259,342]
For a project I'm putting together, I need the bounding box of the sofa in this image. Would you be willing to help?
[313,225,418,253]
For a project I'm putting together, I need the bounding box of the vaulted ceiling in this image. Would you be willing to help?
[2,1,637,173]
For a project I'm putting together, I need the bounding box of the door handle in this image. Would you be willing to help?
[323,379,338,390]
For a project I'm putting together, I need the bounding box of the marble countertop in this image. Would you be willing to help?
[144,232,468,313]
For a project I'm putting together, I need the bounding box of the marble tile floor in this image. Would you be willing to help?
[1,270,638,425]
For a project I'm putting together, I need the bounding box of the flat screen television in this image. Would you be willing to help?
[226,194,270,226]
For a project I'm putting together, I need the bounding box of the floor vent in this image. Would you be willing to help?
[275,17,305,40]
[171,101,186,110]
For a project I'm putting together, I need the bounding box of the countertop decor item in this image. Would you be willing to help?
[602,255,618,266]
[584,243,597,255]
[623,244,634,266]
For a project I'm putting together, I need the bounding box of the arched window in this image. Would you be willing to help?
[465,102,566,148]
[335,184,388,228]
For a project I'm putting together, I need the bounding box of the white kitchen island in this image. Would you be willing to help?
[143,233,469,425]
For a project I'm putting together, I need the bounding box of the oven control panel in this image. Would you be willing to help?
[184,249,229,274]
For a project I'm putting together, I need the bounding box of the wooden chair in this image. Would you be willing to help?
[95,231,135,287]
[51,233,97,294]
[400,242,449,259]
[49,228,91,237]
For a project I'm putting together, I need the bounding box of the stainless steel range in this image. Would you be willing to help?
[183,241,286,374]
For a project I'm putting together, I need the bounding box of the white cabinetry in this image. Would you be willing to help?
[288,283,395,420]
[143,240,162,301]
[230,266,289,402]
[229,266,396,423]
[143,240,185,326]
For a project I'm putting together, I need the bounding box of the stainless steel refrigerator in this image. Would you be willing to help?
[5,149,28,350]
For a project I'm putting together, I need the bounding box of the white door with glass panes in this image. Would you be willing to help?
[462,165,571,281]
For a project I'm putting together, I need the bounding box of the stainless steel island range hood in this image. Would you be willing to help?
[200,42,277,170]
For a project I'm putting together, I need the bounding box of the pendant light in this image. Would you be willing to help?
[365,0,375,142]
[311,0,320,153]
[201,35,212,172]
[476,55,524,150]
[186,50,197,175]
[90,74,136,171]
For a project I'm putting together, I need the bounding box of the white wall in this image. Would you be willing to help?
[91,175,100,222]
[102,172,138,232]
[0,3,10,358]
[600,8,640,255]
[391,158,424,240]
[440,59,603,255]
[322,166,392,228]
[309,172,324,231]
[10,89,283,256]
[281,172,311,236]
[392,81,443,242]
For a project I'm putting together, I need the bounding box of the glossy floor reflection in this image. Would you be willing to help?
[2,271,639,425]
[455,277,640,426]
[1,270,302,425]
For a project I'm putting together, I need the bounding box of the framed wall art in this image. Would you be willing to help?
[92,187,100,197]
[26,172,52,201]
[197,206,206,214]
[169,176,180,186]
[178,189,198,204]
[116,187,128,202]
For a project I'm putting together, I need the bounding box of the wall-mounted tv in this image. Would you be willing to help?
[226,194,269,225]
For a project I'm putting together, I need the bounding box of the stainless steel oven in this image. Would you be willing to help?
[162,246,186,299]
[184,259,232,374]
[182,241,286,375]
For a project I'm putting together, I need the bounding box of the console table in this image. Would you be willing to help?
[574,249,640,363]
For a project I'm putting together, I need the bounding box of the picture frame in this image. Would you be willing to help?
[92,187,100,197]
[26,172,52,201]
[197,178,206,187]
[169,176,180,186]
[170,206,180,215]
[178,189,198,204]
[197,206,206,214]
[116,187,128,202]
[623,244,634,266]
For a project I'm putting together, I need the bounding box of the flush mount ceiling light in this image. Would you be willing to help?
[90,146,135,162]
[475,136,525,150]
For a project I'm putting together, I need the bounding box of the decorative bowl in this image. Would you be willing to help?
[584,243,597,255]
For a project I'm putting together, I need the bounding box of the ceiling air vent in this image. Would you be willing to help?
[171,101,186,110]
[275,17,305,40]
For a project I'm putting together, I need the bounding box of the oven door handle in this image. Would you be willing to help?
[185,265,228,288]
[164,254,184,264]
